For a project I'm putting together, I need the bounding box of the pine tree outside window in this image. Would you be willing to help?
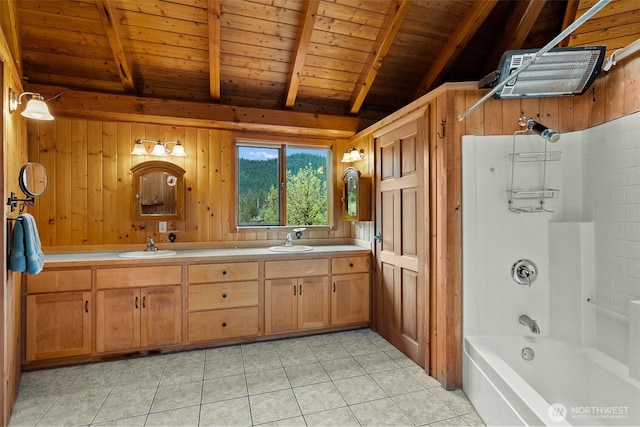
[236,142,331,227]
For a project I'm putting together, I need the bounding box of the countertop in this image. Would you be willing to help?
[43,245,371,267]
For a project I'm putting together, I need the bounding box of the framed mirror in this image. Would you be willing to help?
[19,162,49,198]
[131,161,186,221]
[340,167,371,221]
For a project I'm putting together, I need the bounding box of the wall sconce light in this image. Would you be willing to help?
[8,88,54,121]
[341,146,364,163]
[131,139,187,157]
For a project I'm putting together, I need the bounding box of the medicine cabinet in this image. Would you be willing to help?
[131,161,186,221]
[340,167,371,221]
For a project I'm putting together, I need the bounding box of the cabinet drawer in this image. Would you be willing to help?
[27,269,91,293]
[332,256,370,274]
[264,258,329,279]
[189,262,258,283]
[96,265,181,289]
[188,281,258,311]
[188,307,259,343]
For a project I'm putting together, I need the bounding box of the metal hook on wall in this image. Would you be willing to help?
[437,119,446,139]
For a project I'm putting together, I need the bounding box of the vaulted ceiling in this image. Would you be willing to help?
[8,0,622,125]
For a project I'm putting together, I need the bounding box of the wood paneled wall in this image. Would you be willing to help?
[1,1,28,423]
[27,120,360,249]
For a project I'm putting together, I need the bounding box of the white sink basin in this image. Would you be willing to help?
[268,245,314,253]
[118,250,177,258]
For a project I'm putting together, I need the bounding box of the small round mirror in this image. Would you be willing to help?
[19,162,48,198]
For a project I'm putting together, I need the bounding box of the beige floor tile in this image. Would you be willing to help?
[150,381,202,413]
[293,382,346,415]
[392,390,457,425]
[92,386,156,424]
[245,368,290,395]
[430,388,475,416]
[284,362,330,387]
[91,414,147,426]
[202,374,247,403]
[460,410,485,426]
[428,415,471,426]
[159,361,204,386]
[277,346,317,367]
[248,389,302,425]
[303,333,338,347]
[304,407,360,426]
[320,357,366,380]
[310,342,350,361]
[200,397,252,426]
[145,405,200,426]
[371,368,426,396]
[354,351,400,374]
[333,375,387,405]
[350,397,413,426]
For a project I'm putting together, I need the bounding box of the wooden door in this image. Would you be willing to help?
[298,277,329,330]
[96,289,140,353]
[25,292,92,361]
[375,117,427,365]
[141,286,182,347]
[331,273,370,326]
[264,278,298,334]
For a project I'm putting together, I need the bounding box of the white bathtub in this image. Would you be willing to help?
[463,336,640,426]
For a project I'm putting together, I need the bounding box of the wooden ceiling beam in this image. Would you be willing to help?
[285,0,320,109]
[208,0,221,101]
[31,84,360,138]
[558,0,580,47]
[347,0,412,114]
[413,0,498,98]
[95,0,136,93]
[482,0,548,75]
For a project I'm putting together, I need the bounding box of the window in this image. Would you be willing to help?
[236,142,331,227]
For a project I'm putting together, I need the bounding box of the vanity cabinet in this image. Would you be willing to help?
[187,262,260,343]
[95,266,182,353]
[25,269,92,361]
[264,259,330,334]
[331,257,370,326]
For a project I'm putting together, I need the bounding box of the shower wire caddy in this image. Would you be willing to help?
[508,128,561,213]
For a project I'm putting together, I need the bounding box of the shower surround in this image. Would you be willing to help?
[462,111,640,426]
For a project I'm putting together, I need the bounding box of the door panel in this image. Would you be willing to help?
[298,277,329,330]
[265,278,297,334]
[96,289,140,353]
[375,117,427,366]
[141,286,182,347]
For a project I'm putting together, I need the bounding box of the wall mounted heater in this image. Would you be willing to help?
[479,46,606,99]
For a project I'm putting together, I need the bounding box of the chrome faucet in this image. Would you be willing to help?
[283,233,293,247]
[145,236,158,251]
[519,315,540,334]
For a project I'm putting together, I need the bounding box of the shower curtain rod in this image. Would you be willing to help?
[457,0,612,122]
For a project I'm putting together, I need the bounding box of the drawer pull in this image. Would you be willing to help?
[222,293,227,299]
[222,322,227,327]
[222,270,227,276]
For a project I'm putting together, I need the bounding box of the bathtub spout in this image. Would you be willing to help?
[519,315,540,334]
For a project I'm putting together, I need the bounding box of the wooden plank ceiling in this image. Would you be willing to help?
[12,0,626,124]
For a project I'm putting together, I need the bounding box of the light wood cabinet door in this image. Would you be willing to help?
[265,277,330,334]
[298,277,330,330]
[141,286,182,347]
[96,289,141,353]
[331,274,370,326]
[265,278,298,334]
[25,292,92,361]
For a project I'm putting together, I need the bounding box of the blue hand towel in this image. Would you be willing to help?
[8,213,44,275]
[8,217,26,272]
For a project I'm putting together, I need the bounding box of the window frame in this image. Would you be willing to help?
[233,137,335,232]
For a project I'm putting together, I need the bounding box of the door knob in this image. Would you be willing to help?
[374,232,382,242]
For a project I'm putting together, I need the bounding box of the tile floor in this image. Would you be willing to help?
[10,329,484,426]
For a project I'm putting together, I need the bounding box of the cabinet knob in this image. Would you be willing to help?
[222,270,227,276]
[222,322,227,327]
[349,263,354,268]
[222,293,227,299]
